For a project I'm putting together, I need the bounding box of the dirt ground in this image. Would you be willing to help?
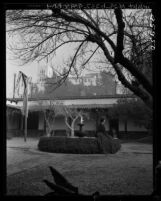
[6,137,153,196]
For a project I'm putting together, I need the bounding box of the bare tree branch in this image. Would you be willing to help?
[6,9,153,108]
[52,9,116,51]
[114,7,125,62]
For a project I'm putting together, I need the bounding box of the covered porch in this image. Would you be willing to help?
[6,95,148,139]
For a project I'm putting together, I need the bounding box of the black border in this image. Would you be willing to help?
[1,1,7,198]
[2,1,159,201]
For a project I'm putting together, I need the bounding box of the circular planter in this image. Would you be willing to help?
[38,135,121,154]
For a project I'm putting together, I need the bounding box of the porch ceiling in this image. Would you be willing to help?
[28,104,113,111]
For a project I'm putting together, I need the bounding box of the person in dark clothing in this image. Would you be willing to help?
[97,118,106,134]
[96,118,113,153]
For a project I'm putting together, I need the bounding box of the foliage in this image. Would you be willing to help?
[108,98,152,129]
[38,136,100,154]
[38,136,121,154]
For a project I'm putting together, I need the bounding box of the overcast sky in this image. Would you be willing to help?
[6,44,99,98]
[6,39,104,98]
[5,9,114,98]
[6,9,151,98]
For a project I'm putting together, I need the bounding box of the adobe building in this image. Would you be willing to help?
[6,95,148,139]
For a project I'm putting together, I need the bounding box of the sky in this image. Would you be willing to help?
[6,9,150,98]
[6,59,38,97]
[6,38,103,98]
[6,29,77,98]
[6,45,99,98]
[6,9,116,99]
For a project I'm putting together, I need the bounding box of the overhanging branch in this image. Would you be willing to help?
[119,57,153,96]
[114,7,125,62]
[95,36,152,108]
[51,9,116,51]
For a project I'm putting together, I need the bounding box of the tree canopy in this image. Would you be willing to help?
[108,98,152,129]
[6,7,153,109]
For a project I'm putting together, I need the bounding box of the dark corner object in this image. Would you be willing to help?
[43,166,100,199]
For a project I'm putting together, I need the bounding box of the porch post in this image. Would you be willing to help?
[20,114,24,131]
[124,119,127,135]
[24,115,28,142]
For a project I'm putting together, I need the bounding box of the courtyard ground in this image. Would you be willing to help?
[7,137,153,196]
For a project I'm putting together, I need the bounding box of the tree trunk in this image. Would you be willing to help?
[65,115,80,137]
[71,128,75,137]
[65,117,73,137]
[71,121,76,137]
[46,120,51,137]
[43,110,53,137]
[95,37,153,111]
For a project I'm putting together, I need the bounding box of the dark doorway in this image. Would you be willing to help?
[109,118,119,137]
[27,112,39,129]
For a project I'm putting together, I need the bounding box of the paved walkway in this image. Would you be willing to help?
[7,137,152,176]
[119,142,152,154]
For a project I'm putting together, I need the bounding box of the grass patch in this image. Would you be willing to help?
[7,148,153,195]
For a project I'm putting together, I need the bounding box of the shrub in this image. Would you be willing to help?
[75,131,85,138]
[38,136,121,154]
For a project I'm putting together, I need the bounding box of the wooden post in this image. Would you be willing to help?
[24,115,27,142]
[22,73,29,142]
[95,109,99,133]
[13,73,16,99]
[20,114,24,139]
[124,119,127,134]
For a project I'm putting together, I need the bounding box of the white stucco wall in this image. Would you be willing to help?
[43,116,109,131]
[52,116,67,130]
[36,110,147,132]
[38,114,148,132]
[80,119,96,131]
[13,97,147,132]
[37,114,68,130]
